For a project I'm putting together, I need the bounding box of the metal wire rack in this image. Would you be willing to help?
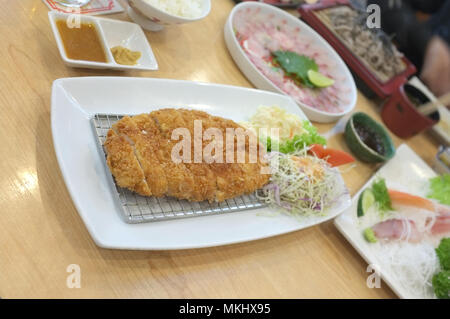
[91,113,267,224]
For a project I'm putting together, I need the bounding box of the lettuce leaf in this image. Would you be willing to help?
[428,174,450,205]
[262,120,326,153]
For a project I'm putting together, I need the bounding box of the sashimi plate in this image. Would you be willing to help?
[51,77,351,250]
[224,2,357,123]
[335,144,439,298]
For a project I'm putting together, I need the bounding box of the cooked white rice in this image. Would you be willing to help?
[143,0,203,18]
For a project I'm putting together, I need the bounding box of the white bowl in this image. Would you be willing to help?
[48,11,158,71]
[128,0,211,32]
[224,2,357,123]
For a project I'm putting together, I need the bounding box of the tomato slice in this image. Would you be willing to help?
[309,144,355,167]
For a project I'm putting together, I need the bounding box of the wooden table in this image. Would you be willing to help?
[0,0,441,298]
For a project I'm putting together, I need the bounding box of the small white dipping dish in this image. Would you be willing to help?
[128,0,211,32]
[224,2,357,123]
[48,11,158,71]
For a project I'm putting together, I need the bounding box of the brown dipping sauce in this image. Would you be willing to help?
[354,121,385,155]
[56,20,107,63]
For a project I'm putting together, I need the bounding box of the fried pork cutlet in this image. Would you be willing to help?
[103,108,270,202]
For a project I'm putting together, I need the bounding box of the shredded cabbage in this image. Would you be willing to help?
[256,148,345,217]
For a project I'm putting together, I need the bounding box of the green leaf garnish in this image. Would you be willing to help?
[436,238,450,271]
[272,51,319,88]
[371,178,392,214]
[432,270,450,299]
[261,120,326,154]
[427,174,450,205]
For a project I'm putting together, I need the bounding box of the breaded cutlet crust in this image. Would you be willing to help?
[104,108,270,202]
[104,130,152,196]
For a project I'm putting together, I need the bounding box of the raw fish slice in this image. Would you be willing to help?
[369,201,450,242]
[372,219,423,243]
[388,189,436,212]
[431,213,450,235]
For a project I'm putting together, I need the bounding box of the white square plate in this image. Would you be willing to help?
[48,12,158,71]
[51,77,351,250]
[334,144,437,298]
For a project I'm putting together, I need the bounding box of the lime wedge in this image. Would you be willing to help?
[307,70,335,88]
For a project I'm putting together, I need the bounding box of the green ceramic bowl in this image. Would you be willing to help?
[344,112,396,163]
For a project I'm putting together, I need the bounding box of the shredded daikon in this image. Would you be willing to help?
[372,241,440,298]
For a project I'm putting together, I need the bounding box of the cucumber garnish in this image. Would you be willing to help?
[357,188,375,217]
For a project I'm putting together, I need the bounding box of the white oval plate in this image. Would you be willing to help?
[51,77,351,250]
[224,2,357,123]
[334,144,438,299]
[48,11,158,71]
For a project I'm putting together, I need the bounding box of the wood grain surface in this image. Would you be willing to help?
[0,0,440,298]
